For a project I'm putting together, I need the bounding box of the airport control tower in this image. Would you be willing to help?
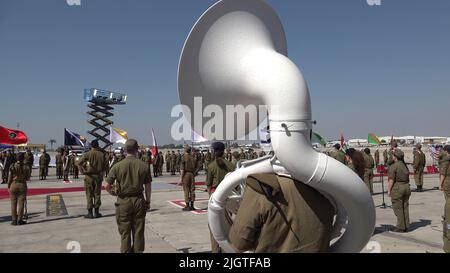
[84,88,127,149]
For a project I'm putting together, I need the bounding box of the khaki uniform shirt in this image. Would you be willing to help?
[388,161,410,184]
[181,153,197,173]
[106,155,152,197]
[229,174,334,253]
[8,163,30,187]
[206,158,235,189]
[79,148,106,175]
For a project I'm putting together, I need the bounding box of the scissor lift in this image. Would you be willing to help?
[84,88,127,149]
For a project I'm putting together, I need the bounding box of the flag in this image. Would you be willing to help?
[0,126,28,145]
[368,133,381,145]
[64,128,86,147]
[340,134,345,148]
[312,132,327,147]
[151,128,158,157]
[110,127,128,144]
[191,130,208,143]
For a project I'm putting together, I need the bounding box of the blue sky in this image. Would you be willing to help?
[0,0,449,146]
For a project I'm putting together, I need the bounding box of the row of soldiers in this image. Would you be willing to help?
[1,149,49,183]
[328,143,428,194]
[329,141,450,252]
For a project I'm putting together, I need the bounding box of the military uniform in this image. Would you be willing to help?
[413,149,426,191]
[8,162,31,225]
[207,156,235,253]
[165,152,171,173]
[229,174,335,253]
[106,153,152,253]
[388,161,411,231]
[78,147,107,217]
[330,149,345,164]
[55,152,63,179]
[63,153,70,181]
[39,152,49,180]
[181,152,197,210]
[363,153,375,194]
[374,150,380,167]
[204,151,212,171]
[444,197,450,253]
[24,151,34,180]
[170,152,177,175]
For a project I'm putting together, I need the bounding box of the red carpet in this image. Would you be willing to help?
[0,187,89,200]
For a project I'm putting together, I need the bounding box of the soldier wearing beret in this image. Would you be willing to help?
[180,145,197,211]
[413,144,426,192]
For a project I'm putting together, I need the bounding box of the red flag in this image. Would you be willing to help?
[340,134,345,148]
[0,126,28,145]
[151,128,158,162]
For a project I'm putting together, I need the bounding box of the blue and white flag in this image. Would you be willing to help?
[64,128,86,147]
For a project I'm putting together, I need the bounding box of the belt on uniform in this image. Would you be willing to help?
[118,192,143,199]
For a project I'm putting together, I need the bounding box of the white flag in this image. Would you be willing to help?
[110,127,128,144]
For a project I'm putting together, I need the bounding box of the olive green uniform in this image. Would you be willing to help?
[165,152,171,173]
[55,153,63,179]
[363,153,375,194]
[8,163,30,222]
[181,153,197,204]
[229,174,335,253]
[39,153,50,180]
[374,150,380,166]
[79,148,107,210]
[330,149,345,164]
[389,161,411,231]
[207,157,235,253]
[24,152,34,179]
[170,153,177,175]
[413,150,426,188]
[106,155,152,253]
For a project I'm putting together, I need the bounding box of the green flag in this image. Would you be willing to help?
[368,133,381,145]
[312,132,327,147]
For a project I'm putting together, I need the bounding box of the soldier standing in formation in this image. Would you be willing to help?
[206,142,235,253]
[39,150,50,180]
[439,145,450,253]
[55,149,63,179]
[23,149,34,180]
[413,144,426,192]
[204,150,212,171]
[78,140,107,219]
[171,151,177,175]
[63,150,70,182]
[374,149,380,167]
[8,153,31,226]
[180,145,197,211]
[387,150,411,233]
[165,151,171,173]
[363,148,375,194]
[72,153,80,179]
[105,139,152,253]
